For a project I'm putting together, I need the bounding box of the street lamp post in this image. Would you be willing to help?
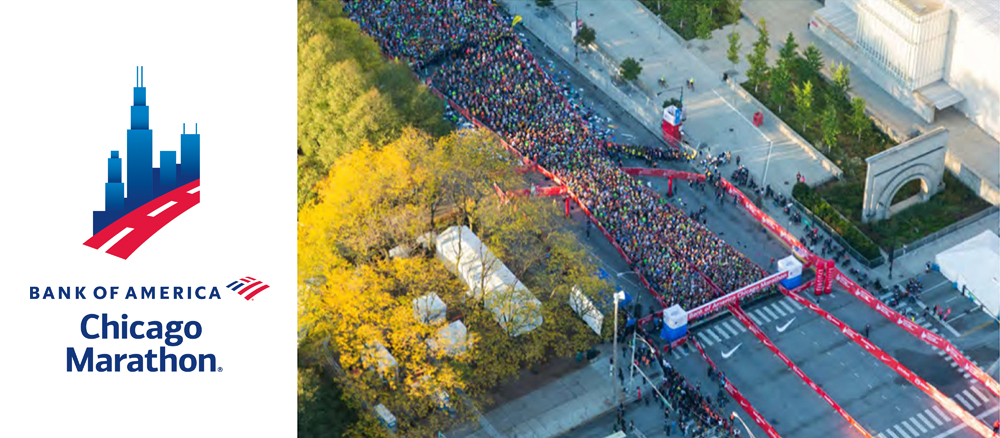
[613,290,625,403]
[731,412,756,438]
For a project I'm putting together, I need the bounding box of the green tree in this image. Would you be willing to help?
[726,31,742,72]
[800,44,824,80]
[849,97,868,140]
[820,102,840,151]
[777,32,799,71]
[745,17,770,91]
[669,0,696,37]
[574,23,596,47]
[769,64,791,113]
[535,0,553,7]
[792,80,814,131]
[695,4,715,40]
[620,57,643,81]
[832,62,851,96]
[726,0,743,27]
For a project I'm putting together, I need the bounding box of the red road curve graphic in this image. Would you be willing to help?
[83,179,200,259]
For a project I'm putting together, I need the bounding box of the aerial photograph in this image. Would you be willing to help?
[296,1,1000,437]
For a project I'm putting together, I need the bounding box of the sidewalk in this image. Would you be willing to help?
[503,0,841,196]
[448,344,620,438]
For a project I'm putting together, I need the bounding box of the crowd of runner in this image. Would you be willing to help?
[343,0,768,311]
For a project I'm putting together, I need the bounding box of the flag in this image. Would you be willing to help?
[512,15,522,26]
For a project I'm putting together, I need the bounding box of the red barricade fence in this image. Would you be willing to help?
[781,283,996,437]
[831,267,1000,398]
[690,338,783,438]
[728,304,874,438]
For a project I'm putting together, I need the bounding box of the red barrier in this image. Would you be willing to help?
[781,284,996,437]
[814,261,826,296]
[691,338,783,438]
[620,167,705,181]
[717,178,815,266]
[831,267,1000,397]
[728,304,873,438]
[824,259,834,294]
[686,271,789,320]
[504,185,568,199]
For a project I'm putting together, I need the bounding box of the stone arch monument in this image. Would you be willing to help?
[862,127,948,223]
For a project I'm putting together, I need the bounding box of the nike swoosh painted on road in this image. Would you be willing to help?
[721,343,742,359]
[777,317,796,333]
[84,179,200,259]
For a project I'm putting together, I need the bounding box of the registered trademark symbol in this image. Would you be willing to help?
[218,367,223,372]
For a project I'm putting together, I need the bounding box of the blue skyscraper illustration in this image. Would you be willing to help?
[91,67,201,235]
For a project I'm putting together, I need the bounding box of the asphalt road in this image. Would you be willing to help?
[517,23,998,438]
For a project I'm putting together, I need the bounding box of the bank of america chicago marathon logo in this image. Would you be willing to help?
[83,67,201,260]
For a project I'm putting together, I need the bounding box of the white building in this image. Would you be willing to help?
[813,0,1000,141]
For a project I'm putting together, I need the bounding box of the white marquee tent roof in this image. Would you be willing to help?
[413,293,447,325]
[434,226,543,336]
[935,230,1000,318]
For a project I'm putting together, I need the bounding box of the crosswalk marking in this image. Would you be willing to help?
[954,392,974,410]
[751,309,770,323]
[893,424,911,438]
[753,309,771,322]
[969,385,990,403]
[883,428,900,438]
[877,433,888,438]
[771,304,787,317]
[784,298,804,310]
[924,409,944,426]
[778,300,796,314]
[962,390,982,407]
[707,329,723,343]
[720,321,740,337]
[762,306,780,320]
[697,332,714,347]
[901,420,921,436]
[932,405,951,421]
[916,412,936,430]
[730,319,747,332]
[907,417,928,434]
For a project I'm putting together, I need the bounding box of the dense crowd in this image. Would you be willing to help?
[343,0,768,311]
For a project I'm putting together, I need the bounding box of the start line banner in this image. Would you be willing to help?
[781,283,996,437]
[831,267,1000,398]
[727,304,873,438]
[686,270,789,320]
[690,338,782,438]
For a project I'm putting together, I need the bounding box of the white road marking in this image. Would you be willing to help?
[953,393,974,410]
[962,390,981,407]
[969,385,990,403]
[777,300,796,314]
[883,429,900,438]
[908,417,928,434]
[671,350,681,359]
[710,327,729,340]
[752,309,771,323]
[777,317,796,333]
[720,321,740,336]
[187,186,201,194]
[698,332,714,346]
[893,424,912,438]
[924,409,944,426]
[932,405,951,421]
[147,200,177,217]
[707,328,724,342]
[763,306,780,320]
[786,297,805,310]
[771,303,787,317]
[748,312,764,325]
[97,227,134,253]
[721,343,742,359]
[916,413,936,430]
[929,403,1000,438]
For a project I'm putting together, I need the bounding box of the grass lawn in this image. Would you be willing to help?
[638,0,737,41]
